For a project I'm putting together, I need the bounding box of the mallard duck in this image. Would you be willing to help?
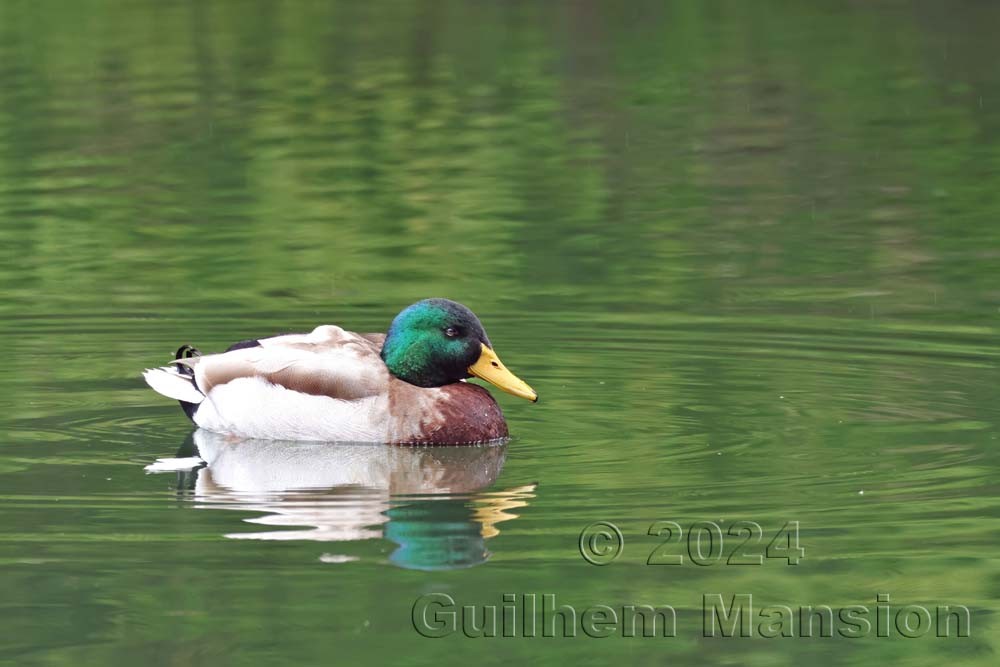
[142,298,537,444]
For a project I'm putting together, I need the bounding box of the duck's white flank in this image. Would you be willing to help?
[193,376,391,442]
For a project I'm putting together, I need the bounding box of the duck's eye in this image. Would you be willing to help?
[444,326,460,338]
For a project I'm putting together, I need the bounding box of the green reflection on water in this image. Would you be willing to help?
[1,0,999,665]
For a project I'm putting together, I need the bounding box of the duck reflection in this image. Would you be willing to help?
[163,429,535,570]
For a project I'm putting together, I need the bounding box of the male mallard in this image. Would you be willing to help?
[142,299,537,444]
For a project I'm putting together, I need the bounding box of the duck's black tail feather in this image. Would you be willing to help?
[142,345,205,423]
[173,345,202,420]
[173,345,201,372]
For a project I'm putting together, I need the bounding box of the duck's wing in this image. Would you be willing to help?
[195,325,389,401]
[143,325,389,406]
[258,329,385,347]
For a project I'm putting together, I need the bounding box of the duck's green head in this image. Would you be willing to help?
[381,298,537,402]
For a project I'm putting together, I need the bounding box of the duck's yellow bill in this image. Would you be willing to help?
[468,344,538,402]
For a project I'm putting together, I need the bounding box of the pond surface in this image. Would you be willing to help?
[2,1,999,665]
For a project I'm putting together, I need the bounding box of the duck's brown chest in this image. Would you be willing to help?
[388,382,509,445]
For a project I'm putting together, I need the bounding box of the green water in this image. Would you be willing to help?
[2,0,999,664]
